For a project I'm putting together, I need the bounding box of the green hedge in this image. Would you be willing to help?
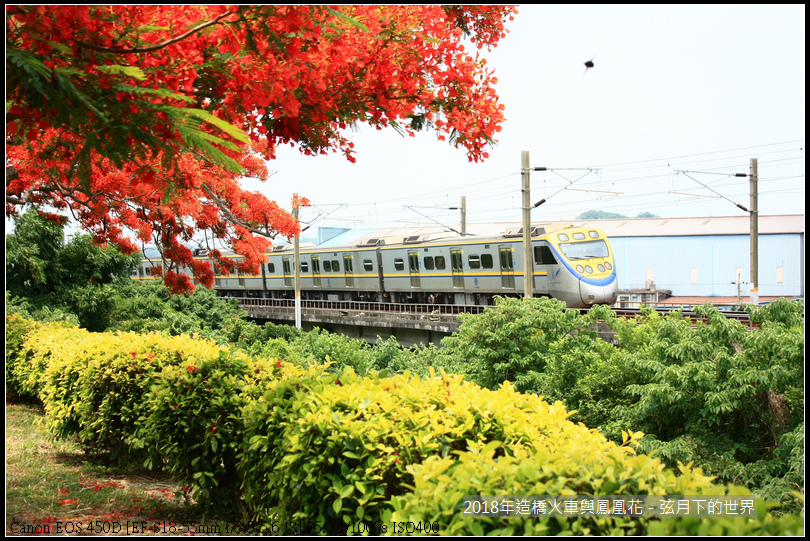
[5,315,804,534]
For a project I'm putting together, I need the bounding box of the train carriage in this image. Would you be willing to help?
[259,244,383,301]
[139,224,618,309]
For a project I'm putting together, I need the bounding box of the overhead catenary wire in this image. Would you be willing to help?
[295,141,803,229]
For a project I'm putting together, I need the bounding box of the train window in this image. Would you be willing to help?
[332,260,340,272]
[558,233,569,242]
[481,254,493,269]
[394,258,405,271]
[435,256,446,270]
[343,256,353,273]
[451,252,463,271]
[301,261,308,273]
[534,245,558,265]
[499,249,514,270]
[324,260,332,272]
[282,259,291,274]
[267,263,275,273]
[589,230,600,238]
[559,240,609,260]
[573,232,586,240]
[468,255,481,269]
[424,256,435,270]
[363,259,373,271]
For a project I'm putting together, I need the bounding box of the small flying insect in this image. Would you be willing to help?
[584,57,595,73]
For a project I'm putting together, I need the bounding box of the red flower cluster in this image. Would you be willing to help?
[6,5,516,293]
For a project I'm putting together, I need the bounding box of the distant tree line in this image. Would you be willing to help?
[576,210,659,219]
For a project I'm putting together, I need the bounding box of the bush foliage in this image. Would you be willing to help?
[433,296,805,515]
[5,312,804,534]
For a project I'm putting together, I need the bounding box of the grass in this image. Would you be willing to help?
[5,401,222,536]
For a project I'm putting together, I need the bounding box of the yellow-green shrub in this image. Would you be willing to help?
[13,322,97,438]
[73,331,230,463]
[239,369,611,530]
[6,313,48,399]
[387,429,804,535]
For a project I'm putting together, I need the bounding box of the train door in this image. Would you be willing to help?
[311,257,321,287]
[282,257,292,287]
[343,254,354,288]
[408,251,420,288]
[451,249,464,288]
[533,242,557,292]
[499,246,515,289]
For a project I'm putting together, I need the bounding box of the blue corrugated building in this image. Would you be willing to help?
[576,214,804,301]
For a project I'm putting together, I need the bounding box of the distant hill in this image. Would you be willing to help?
[576,210,659,220]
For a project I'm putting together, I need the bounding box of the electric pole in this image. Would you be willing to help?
[749,158,758,304]
[460,196,466,237]
[293,193,302,329]
[522,151,533,298]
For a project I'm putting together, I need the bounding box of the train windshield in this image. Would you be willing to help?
[558,240,609,261]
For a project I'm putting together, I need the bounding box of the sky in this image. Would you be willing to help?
[255,4,805,235]
[8,5,805,242]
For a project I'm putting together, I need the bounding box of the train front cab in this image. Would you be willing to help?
[541,227,617,306]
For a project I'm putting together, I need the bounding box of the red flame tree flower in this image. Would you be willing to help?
[6,5,517,293]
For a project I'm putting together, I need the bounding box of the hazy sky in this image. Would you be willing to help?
[257,4,805,233]
[10,5,805,242]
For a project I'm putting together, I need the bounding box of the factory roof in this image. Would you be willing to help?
[461,214,804,239]
[269,214,805,249]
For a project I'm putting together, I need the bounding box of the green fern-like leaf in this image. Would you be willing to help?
[177,107,249,144]
[96,64,147,81]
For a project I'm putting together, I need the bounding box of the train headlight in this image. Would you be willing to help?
[576,265,584,273]
[585,265,593,273]
[597,264,605,272]
[605,262,612,270]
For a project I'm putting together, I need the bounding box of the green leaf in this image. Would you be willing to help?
[95,64,147,81]
[325,7,370,32]
[178,107,249,144]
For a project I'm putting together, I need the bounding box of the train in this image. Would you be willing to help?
[132,224,618,308]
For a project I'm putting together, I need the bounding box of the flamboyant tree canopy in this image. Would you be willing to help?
[6,5,517,293]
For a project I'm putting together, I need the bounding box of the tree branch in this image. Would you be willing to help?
[74,11,234,54]
[199,182,276,238]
